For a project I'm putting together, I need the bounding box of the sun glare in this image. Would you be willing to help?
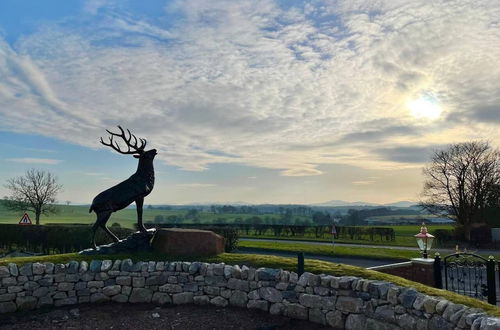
[407,96,442,120]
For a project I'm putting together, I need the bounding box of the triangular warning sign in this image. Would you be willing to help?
[19,213,32,225]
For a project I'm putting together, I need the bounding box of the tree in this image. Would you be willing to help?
[420,141,500,241]
[154,215,165,224]
[2,169,63,225]
[484,184,500,228]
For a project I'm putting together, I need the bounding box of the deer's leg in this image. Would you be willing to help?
[135,197,147,232]
[92,222,99,250]
[102,224,120,243]
[92,211,113,248]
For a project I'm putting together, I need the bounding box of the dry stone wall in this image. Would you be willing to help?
[0,260,498,329]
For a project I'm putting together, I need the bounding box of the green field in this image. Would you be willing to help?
[0,204,287,228]
[242,224,454,247]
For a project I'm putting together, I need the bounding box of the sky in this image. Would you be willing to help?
[0,0,499,205]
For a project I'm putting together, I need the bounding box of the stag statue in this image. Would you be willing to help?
[89,126,157,249]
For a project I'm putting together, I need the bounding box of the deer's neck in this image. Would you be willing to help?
[136,159,155,177]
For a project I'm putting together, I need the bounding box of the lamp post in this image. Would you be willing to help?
[414,222,434,259]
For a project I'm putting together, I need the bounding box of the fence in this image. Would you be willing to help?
[434,253,499,305]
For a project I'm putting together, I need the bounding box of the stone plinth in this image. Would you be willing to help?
[368,258,436,287]
[151,228,224,256]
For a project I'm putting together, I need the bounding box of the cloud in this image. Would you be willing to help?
[373,145,446,164]
[352,180,375,185]
[176,183,216,188]
[6,158,62,164]
[0,0,499,176]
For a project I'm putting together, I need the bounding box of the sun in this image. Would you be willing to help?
[407,96,442,120]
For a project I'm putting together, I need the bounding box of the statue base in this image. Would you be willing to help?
[79,229,156,255]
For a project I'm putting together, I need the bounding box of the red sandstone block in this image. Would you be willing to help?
[151,228,224,256]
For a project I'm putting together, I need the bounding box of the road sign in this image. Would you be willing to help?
[18,213,32,225]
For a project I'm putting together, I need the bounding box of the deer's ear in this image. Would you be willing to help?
[133,155,140,158]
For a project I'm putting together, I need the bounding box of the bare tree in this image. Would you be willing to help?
[2,169,63,225]
[420,141,500,241]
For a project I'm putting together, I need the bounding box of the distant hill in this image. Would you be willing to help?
[312,200,417,208]
[312,200,378,207]
[383,201,418,208]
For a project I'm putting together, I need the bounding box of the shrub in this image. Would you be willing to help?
[211,227,239,252]
[433,229,456,247]
[0,224,133,254]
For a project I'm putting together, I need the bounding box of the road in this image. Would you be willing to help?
[235,248,399,268]
[240,238,499,256]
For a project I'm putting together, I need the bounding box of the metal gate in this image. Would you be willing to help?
[434,253,497,305]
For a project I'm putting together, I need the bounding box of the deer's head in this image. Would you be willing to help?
[100,126,157,161]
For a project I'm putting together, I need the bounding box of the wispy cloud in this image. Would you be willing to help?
[352,180,376,185]
[0,0,499,177]
[176,183,216,188]
[6,158,62,165]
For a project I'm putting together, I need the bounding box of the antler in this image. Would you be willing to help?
[100,125,147,155]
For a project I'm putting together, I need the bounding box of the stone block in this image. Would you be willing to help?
[0,302,16,313]
[16,296,37,310]
[227,278,249,292]
[309,308,326,325]
[151,228,224,256]
[210,296,228,307]
[152,292,172,305]
[19,263,32,276]
[326,310,344,329]
[159,284,182,293]
[285,303,308,320]
[66,261,79,274]
[299,294,323,308]
[54,297,77,307]
[116,276,132,286]
[269,302,285,315]
[0,266,10,277]
[0,293,15,302]
[258,287,282,303]
[112,294,129,303]
[247,299,268,311]
[172,292,194,305]
[101,260,113,272]
[129,288,153,303]
[336,296,363,313]
[90,293,110,303]
[229,290,248,307]
[346,314,366,330]
[8,264,18,277]
[103,285,122,296]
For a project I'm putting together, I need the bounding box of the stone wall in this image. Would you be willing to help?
[0,260,498,329]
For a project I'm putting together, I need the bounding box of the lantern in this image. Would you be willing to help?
[414,222,434,258]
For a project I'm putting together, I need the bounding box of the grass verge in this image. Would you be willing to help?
[1,251,499,316]
[238,240,419,261]
[240,234,417,247]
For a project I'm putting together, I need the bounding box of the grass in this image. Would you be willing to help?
[1,251,499,317]
[238,240,420,261]
[241,234,419,247]
[239,240,500,261]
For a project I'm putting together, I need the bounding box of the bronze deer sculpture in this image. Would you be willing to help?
[89,126,157,249]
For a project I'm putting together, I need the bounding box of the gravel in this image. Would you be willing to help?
[0,303,332,329]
